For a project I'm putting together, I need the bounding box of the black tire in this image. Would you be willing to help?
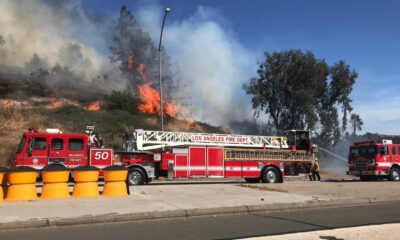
[389,167,400,181]
[127,168,146,186]
[244,178,260,183]
[261,167,282,183]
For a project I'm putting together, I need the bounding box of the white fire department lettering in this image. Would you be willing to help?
[191,135,250,143]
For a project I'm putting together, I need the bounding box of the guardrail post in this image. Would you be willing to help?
[102,165,128,197]
[41,165,70,199]
[6,166,38,201]
[72,166,99,198]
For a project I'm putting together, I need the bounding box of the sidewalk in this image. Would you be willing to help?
[0,180,399,230]
[242,223,400,240]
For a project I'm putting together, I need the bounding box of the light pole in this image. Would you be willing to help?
[159,7,171,131]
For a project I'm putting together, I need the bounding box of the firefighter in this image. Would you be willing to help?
[310,159,321,181]
[91,131,103,148]
[303,163,313,181]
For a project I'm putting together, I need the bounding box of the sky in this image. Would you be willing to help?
[36,0,400,134]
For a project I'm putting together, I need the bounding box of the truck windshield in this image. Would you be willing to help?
[16,135,26,153]
[349,146,377,157]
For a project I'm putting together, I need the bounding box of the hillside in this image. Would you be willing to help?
[0,106,227,166]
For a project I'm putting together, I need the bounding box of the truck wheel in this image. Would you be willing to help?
[261,167,282,183]
[127,168,146,186]
[244,178,260,183]
[389,167,400,181]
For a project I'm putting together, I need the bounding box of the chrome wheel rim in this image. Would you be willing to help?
[266,170,276,183]
[129,171,142,185]
[393,170,400,181]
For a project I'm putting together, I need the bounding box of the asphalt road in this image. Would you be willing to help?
[1,201,400,240]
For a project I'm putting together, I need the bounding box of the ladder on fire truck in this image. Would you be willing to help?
[126,129,289,151]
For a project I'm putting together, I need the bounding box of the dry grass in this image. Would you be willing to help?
[0,108,71,166]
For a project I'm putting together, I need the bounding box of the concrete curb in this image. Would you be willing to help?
[1,197,400,231]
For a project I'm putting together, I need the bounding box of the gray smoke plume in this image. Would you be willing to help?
[134,5,257,124]
[0,0,126,100]
[0,0,257,125]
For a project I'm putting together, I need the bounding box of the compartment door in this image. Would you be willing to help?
[242,161,261,178]
[225,161,242,178]
[207,147,224,177]
[189,147,206,177]
[175,154,188,178]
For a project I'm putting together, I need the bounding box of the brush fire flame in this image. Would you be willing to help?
[48,100,62,109]
[0,100,14,109]
[138,84,160,113]
[86,101,101,111]
[130,56,179,117]
[186,119,196,126]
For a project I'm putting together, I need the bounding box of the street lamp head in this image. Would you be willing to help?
[165,7,171,13]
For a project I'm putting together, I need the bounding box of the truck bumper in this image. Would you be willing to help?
[348,170,388,176]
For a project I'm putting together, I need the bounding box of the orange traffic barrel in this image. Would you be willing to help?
[41,165,70,199]
[0,167,8,201]
[72,166,99,198]
[102,165,129,197]
[6,166,38,201]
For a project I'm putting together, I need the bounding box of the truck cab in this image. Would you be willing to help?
[285,130,312,152]
[347,140,400,181]
[14,128,113,170]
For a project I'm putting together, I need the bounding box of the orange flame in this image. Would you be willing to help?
[186,119,196,126]
[130,57,180,118]
[86,101,101,111]
[0,100,14,109]
[138,84,160,114]
[48,100,62,109]
[165,102,179,117]
[137,84,179,117]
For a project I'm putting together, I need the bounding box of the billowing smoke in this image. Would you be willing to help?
[0,0,125,99]
[0,0,256,124]
[136,5,256,125]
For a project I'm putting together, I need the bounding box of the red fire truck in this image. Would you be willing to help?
[14,127,114,170]
[347,140,400,181]
[13,127,317,185]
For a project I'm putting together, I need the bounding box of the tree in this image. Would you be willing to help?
[28,68,51,97]
[109,6,158,85]
[109,90,139,114]
[244,49,357,146]
[329,61,358,132]
[350,113,363,136]
[109,6,179,100]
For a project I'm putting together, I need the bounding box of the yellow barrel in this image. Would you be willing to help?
[74,170,99,182]
[6,166,38,201]
[102,166,128,197]
[0,167,8,201]
[41,165,70,199]
[72,166,99,198]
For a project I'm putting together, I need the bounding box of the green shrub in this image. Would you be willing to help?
[109,90,139,114]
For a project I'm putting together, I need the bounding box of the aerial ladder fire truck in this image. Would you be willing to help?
[13,127,317,185]
[120,129,317,185]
